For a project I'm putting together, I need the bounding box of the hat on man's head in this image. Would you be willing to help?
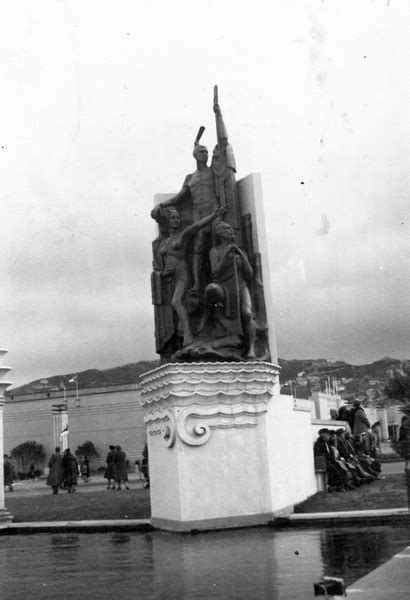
[318,428,330,434]
[353,399,361,405]
[336,428,345,436]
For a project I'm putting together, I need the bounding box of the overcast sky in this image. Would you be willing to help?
[2,0,410,387]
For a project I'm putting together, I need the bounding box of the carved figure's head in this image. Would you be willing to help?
[193,144,208,163]
[166,207,181,230]
[215,221,235,243]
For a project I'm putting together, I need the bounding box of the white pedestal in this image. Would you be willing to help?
[140,361,315,532]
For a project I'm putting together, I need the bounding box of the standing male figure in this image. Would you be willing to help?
[157,87,241,294]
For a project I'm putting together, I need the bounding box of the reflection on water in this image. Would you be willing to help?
[0,526,409,599]
[321,528,394,580]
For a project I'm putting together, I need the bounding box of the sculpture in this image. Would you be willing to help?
[205,221,257,358]
[158,86,242,294]
[151,204,226,355]
[151,87,269,363]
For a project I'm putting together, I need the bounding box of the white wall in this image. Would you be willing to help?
[266,394,317,512]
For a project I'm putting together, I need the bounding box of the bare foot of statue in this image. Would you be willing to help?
[183,332,193,347]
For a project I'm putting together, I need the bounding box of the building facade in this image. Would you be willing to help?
[4,383,146,472]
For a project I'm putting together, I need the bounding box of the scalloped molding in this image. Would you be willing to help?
[140,362,279,447]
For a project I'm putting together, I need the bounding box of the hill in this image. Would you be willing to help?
[7,356,409,405]
[7,360,160,396]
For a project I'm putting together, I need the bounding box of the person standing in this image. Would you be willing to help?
[398,415,410,469]
[28,462,36,481]
[3,454,16,492]
[46,447,64,494]
[141,443,149,489]
[104,445,116,490]
[113,446,128,490]
[62,448,78,494]
[350,399,370,445]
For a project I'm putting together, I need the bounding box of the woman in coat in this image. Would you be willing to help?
[46,447,63,494]
[104,445,116,490]
[62,448,78,493]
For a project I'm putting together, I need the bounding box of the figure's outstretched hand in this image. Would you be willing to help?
[215,204,228,218]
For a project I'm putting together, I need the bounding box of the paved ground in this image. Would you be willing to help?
[6,471,146,497]
[378,460,405,474]
[344,545,410,599]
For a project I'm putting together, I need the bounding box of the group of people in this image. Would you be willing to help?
[47,447,84,494]
[103,445,130,491]
[314,400,383,493]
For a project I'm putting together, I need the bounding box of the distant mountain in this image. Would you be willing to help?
[7,360,160,396]
[7,356,409,405]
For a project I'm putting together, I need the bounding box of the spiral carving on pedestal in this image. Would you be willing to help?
[146,408,176,448]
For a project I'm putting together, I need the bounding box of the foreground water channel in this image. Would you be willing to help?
[1,525,409,598]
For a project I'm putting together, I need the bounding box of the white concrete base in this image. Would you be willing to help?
[0,508,13,528]
[140,362,316,531]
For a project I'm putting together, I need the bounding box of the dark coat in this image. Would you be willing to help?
[398,422,410,460]
[47,452,63,487]
[114,449,127,482]
[351,406,370,436]
[62,452,78,486]
[104,450,116,479]
[3,458,16,485]
[313,437,332,462]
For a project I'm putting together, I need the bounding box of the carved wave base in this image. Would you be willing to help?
[140,361,298,531]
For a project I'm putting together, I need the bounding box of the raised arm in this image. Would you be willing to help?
[213,85,228,152]
[180,205,226,245]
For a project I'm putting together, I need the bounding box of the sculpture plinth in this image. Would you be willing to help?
[140,361,282,531]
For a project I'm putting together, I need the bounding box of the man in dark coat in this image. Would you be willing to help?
[46,447,63,494]
[350,400,370,439]
[104,445,116,490]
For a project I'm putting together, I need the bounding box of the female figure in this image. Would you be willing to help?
[153,204,226,348]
